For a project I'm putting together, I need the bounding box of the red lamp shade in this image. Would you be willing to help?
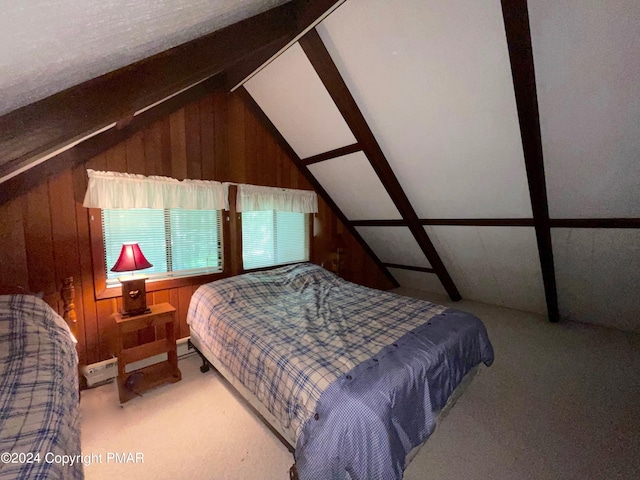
[111,243,153,273]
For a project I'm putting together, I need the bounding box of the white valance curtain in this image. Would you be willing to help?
[236,184,318,213]
[83,170,317,213]
[82,170,229,210]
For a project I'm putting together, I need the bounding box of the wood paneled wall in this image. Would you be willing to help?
[0,90,393,369]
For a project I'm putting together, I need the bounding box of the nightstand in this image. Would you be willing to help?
[113,303,182,403]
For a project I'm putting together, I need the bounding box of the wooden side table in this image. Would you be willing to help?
[114,303,182,403]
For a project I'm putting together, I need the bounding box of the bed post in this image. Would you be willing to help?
[61,277,78,339]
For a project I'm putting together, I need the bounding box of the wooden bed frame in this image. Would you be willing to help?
[60,276,78,338]
[0,275,83,479]
[1,276,78,338]
[42,277,78,338]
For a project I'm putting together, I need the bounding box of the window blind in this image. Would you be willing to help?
[103,209,222,285]
[242,211,309,270]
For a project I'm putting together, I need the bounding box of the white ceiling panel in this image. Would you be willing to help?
[318,0,532,218]
[244,42,357,159]
[553,229,640,332]
[387,268,446,296]
[529,0,640,218]
[308,152,401,220]
[424,226,547,314]
[355,226,431,268]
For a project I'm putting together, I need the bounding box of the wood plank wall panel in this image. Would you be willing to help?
[49,172,81,288]
[106,142,127,172]
[212,91,230,181]
[22,184,57,295]
[160,118,174,178]
[185,103,202,180]
[143,122,163,176]
[170,110,188,181]
[0,198,29,288]
[245,104,259,185]
[77,154,107,364]
[72,162,94,366]
[199,97,216,181]
[125,132,146,175]
[0,89,394,369]
[228,95,248,184]
[48,170,88,357]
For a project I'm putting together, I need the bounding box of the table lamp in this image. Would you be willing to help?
[111,242,153,317]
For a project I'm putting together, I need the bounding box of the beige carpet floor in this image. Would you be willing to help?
[80,290,640,479]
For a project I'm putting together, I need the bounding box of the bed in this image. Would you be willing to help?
[0,279,83,480]
[187,263,494,479]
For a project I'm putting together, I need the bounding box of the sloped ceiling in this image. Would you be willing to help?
[243,0,640,331]
[2,0,638,331]
[529,0,640,219]
[0,0,290,116]
[0,0,346,190]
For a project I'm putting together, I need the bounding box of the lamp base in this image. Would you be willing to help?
[118,276,149,317]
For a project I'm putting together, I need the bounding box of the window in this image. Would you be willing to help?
[102,208,222,286]
[241,211,310,270]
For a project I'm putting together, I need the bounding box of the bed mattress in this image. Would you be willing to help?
[0,294,83,480]
[187,263,493,479]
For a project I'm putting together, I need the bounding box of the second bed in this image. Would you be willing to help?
[187,262,494,479]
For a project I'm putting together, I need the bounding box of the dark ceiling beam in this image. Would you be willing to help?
[350,220,407,227]
[226,0,345,90]
[0,76,225,206]
[383,263,436,274]
[350,218,535,227]
[421,218,536,227]
[237,87,399,288]
[299,29,461,301]
[352,218,640,229]
[301,143,361,166]
[501,0,559,322]
[0,0,343,185]
[550,218,640,229]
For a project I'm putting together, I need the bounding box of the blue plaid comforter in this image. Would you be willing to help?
[188,263,494,479]
[0,295,83,480]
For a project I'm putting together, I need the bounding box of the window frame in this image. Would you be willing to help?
[240,210,313,273]
[89,184,315,300]
[89,207,230,300]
